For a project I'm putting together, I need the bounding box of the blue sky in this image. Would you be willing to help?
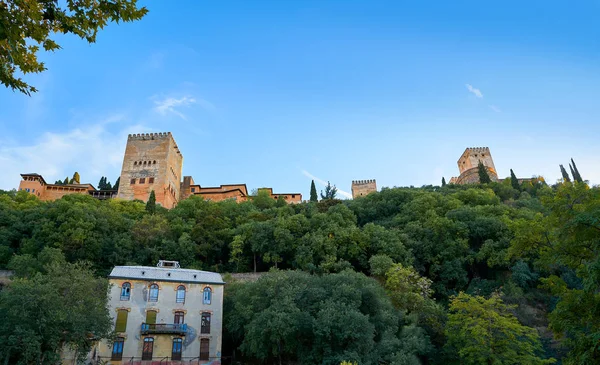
[2,0,600,197]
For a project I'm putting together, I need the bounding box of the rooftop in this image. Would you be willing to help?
[109,264,225,285]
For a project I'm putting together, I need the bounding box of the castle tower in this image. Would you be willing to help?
[351,179,377,199]
[454,147,498,184]
[117,133,183,209]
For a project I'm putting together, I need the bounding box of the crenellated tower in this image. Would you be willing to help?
[451,147,498,184]
[351,179,377,199]
[117,132,183,208]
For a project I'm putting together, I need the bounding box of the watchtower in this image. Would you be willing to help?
[117,133,183,209]
[351,179,377,199]
[454,147,498,184]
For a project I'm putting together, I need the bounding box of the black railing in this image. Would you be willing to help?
[140,323,187,335]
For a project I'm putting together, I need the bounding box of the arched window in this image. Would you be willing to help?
[111,337,124,360]
[120,282,131,301]
[203,287,212,304]
[142,338,154,360]
[176,285,186,303]
[149,284,159,302]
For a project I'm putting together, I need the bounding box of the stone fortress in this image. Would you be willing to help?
[18,136,510,205]
[18,132,302,208]
[449,147,499,184]
[351,179,377,199]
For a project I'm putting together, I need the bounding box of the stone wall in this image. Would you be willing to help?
[117,133,183,209]
[351,179,377,199]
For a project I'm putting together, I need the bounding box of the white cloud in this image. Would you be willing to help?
[301,169,353,199]
[0,115,146,191]
[465,84,483,98]
[489,105,501,113]
[152,95,216,121]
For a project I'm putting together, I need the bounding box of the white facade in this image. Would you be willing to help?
[96,262,225,365]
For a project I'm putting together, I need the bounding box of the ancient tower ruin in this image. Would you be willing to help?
[451,147,498,184]
[117,133,183,209]
[351,179,377,199]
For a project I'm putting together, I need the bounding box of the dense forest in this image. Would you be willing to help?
[1,174,599,364]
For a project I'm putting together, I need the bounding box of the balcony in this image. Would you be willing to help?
[141,323,187,335]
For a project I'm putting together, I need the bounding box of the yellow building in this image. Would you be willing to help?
[95,261,224,365]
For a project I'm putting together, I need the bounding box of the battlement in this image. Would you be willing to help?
[352,179,376,185]
[127,132,172,140]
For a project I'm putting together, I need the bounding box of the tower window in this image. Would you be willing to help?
[130,179,136,184]
[140,178,146,184]
[134,161,137,165]
[149,177,154,184]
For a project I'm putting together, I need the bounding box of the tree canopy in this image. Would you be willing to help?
[0,0,147,95]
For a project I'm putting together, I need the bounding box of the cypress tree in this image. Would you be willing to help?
[478,161,492,184]
[72,172,80,184]
[114,177,120,191]
[441,177,446,187]
[569,164,577,183]
[571,158,583,183]
[146,190,156,214]
[310,180,318,202]
[98,176,105,190]
[63,177,69,184]
[559,165,571,182]
[510,169,520,190]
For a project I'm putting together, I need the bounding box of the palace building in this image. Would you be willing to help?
[17,132,302,207]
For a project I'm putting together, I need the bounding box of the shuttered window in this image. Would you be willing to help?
[115,310,128,332]
[174,311,184,324]
[111,338,124,360]
[149,284,159,302]
[142,338,154,360]
[176,285,186,303]
[172,338,183,360]
[200,338,210,360]
[145,310,157,324]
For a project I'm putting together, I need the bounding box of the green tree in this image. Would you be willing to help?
[478,161,492,184]
[113,177,120,191]
[310,180,318,202]
[570,158,583,183]
[510,169,520,191]
[72,172,80,184]
[559,164,571,182]
[0,0,148,95]
[320,181,338,200]
[63,176,69,184]
[445,292,554,365]
[442,177,447,187]
[146,190,156,214]
[0,261,112,364]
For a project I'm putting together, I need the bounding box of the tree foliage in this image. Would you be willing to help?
[0,259,112,364]
[321,181,338,200]
[0,0,148,95]
[477,161,492,184]
[559,164,571,182]
[310,180,318,202]
[510,169,520,191]
[445,292,554,365]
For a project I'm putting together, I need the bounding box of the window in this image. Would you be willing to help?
[145,310,157,324]
[149,284,159,302]
[130,179,136,184]
[200,338,210,361]
[26,188,30,192]
[115,310,128,332]
[32,189,35,193]
[292,195,296,198]
[203,287,212,304]
[112,338,124,360]
[191,187,196,192]
[172,338,183,360]
[149,177,154,184]
[142,338,154,360]
[174,311,184,324]
[201,312,211,334]
[120,282,131,301]
[140,178,146,184]
[176,285,186,303]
